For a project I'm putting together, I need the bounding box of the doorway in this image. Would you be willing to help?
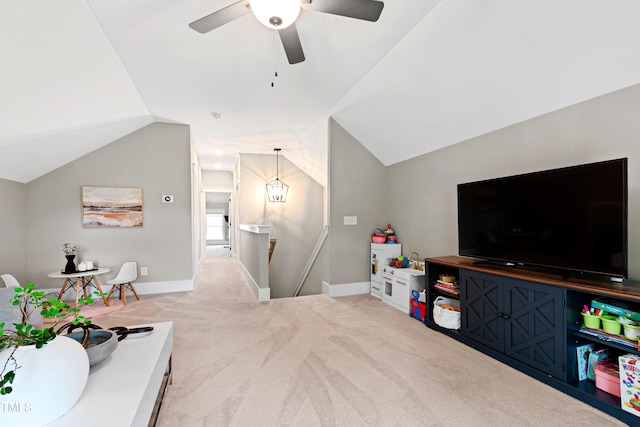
[205,192,231,247]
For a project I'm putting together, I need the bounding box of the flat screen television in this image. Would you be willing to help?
[457,158,627,279]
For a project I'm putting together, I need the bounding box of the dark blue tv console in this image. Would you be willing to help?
[424,255,640,425]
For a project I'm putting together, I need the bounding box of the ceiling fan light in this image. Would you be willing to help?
[250,0,301,30]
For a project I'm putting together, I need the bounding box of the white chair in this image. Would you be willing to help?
[0,274,45,326]
[106,262,140,305]
[1,274,20,288]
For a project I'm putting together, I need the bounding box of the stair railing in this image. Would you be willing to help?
[292,224,329,297]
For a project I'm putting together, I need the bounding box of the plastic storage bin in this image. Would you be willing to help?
[623,323,640,341]
[602,315,622,335]
[582,312,601,329]
[594,361,621,397]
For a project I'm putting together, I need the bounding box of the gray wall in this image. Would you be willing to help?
[206,202,229,214]
[328,120,388,285]
[25,122,194,288]
[202,170,233,189]
[0,178,28,284]
[381,83,640,281]
[237,153,324,298]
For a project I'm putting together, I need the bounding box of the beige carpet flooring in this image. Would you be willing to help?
[76,298,125,318]
[90,246,625,426]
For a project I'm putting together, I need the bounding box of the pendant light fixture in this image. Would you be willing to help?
[266,148,289,202]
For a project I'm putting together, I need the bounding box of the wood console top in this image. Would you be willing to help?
[425,255,640,301]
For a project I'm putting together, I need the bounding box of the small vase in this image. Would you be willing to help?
[64,254,76,273]
[0,336,89,425]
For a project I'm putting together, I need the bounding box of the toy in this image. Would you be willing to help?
[619,354,640,417]
[410,290,426,323]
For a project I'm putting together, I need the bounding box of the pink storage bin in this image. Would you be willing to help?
[595,361,621,397]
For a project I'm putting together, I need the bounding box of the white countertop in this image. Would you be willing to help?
[382,266,425,280]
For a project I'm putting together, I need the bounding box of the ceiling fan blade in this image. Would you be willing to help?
[302,0,384,22]
[189,0,251,34]
[278,24,305,64]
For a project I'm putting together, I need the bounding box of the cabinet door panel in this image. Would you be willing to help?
[461,271,503,352]
[394,278,410,311]
[504,279,565,380]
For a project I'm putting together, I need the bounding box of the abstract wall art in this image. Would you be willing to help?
[82,186,143,228]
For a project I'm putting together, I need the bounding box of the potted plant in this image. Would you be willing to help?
[0,283,97,394]
[63,242,81,273]
[63,242,81,256]
[0,283,100,424]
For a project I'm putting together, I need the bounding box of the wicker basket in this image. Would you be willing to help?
[439,274,456,283]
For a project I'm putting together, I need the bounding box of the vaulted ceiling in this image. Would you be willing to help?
[2,1,640,185]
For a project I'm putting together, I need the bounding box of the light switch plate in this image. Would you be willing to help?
[343,216,357,225]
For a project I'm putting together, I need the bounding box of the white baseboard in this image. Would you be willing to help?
[130,280,194,294]
[238,261,270,302]
[322,281,370,298]
[257,287,270,302]
[40,279,194,301]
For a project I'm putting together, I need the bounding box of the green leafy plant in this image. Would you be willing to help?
[63,243,81,255]
[0,283,98,395]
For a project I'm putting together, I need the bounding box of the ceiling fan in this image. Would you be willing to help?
[189,0,384,64]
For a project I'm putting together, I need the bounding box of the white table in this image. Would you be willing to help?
[48,321,174,427]
[48,268,111,306]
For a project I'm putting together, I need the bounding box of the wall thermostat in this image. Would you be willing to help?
[163,195,174,203]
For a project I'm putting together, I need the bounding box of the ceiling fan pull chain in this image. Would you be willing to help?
[271,29,278,87]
